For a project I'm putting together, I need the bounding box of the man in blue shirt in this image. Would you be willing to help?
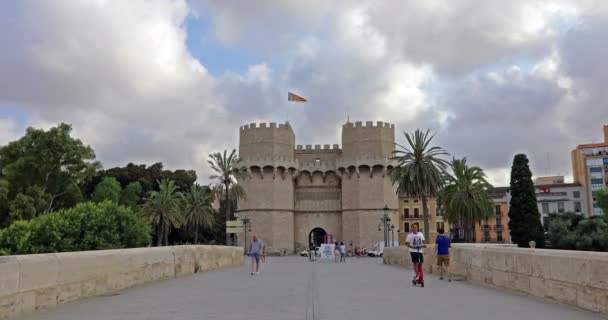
[435,229,451,281]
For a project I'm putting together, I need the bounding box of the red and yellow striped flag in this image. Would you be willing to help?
[288,92,307,102]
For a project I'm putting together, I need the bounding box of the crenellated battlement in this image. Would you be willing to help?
[343,120,394,129]
[295,144,341,151]
[239,122,292,131]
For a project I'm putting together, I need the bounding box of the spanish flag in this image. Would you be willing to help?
[288,92,307,102]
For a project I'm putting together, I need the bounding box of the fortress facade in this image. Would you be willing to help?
[237,121,399,254]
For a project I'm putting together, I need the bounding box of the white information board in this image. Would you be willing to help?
[319,244,335,260]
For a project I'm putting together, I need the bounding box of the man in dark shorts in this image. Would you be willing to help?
[406,224,425,286]
[435,228,451,281]
[249,234,263,275]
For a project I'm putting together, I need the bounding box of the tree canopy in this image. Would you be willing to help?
[508,154,545,247]
[437,158,493,241]
[0,123,100,216]
[596,189,608,220]
[390,129,449,239]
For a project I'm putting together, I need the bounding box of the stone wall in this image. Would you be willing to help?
[0,245,244,319]
[383,244,608,314]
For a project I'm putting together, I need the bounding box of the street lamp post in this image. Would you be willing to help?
[241,217,251,255]
[380,205,391,247]
[397,229,401,246]
[390,224,395,246]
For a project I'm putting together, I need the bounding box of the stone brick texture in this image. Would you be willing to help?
[384,244,608,314]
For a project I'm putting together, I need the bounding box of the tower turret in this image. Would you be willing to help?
[238,122,296,254]
[339,121,398,248]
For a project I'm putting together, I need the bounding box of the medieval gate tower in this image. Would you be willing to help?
[238,121,399,254]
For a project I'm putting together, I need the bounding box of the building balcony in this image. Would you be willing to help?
[494,225,503,231]
[482,225,491,231]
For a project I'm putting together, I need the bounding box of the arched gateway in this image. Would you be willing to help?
[309,227,326,248]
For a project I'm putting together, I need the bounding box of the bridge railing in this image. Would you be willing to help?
[384,244,608,314]
[0,245,244,318]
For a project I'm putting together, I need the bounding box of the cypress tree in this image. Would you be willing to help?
[508,154,545,247]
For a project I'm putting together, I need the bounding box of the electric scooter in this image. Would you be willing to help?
[411,246,425,287]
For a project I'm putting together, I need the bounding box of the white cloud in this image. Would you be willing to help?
[1,0,607,186]
[0,119,20,146]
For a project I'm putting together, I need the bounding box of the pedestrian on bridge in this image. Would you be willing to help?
[435,228,451,282]
[406,224,426,287]
[339,242,346,262]
[249,234,263,275]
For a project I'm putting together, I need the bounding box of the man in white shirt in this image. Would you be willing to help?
[406,224,426,286]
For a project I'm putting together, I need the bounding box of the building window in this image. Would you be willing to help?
[573,191,581,198]
[403,199,409,203]
[495,205,501,216]
[436,207,442,216]
[483,231,490,242]
[436,221,444,232]
[403,208,410,218]
[404,223,410,233]
[497,231,503,242]
[591,178,604,185]
[495,216,502,227]
[414,199,419,203]
[575,201,582,213]
[541,202,549,214]
[590,167,603,173]
[414,208,420,218]
[558,201,565,213]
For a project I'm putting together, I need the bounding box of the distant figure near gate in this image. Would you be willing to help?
[249,234,263,275]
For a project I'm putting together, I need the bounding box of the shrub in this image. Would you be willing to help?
[547,213,608,251]
[0,201,151,255]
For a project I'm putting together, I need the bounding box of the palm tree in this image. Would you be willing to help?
[143,178,185,246]
[437,158,494,242]
[208,149,246,245]
[182,184,216,244]
[391,129,449,240]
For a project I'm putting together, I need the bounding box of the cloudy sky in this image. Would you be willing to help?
[1,0,607,186]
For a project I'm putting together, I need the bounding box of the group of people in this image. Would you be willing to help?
[332,242,347,262]
[249,225,453,287]
[405,223,452,286]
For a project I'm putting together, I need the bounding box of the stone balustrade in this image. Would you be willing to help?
[0,245,244,318]
[384,244,608,314]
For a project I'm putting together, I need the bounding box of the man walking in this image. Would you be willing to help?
[406,224,425,286]
[339,242,346,262]
[249,234,263,275]
[435,228,451,281]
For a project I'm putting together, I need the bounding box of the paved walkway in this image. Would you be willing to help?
[18,257,604,320]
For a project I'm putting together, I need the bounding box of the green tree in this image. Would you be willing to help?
[143,179,184,246]
[437,158,494,241]
[182,184,215,244]
[596,189,608,220]
[92,177,122,203]
[8,185,51,221]
[546,212,608,251]
[390,129,449,240]
[208,150,246,245]
[508,154,545,247]
[0,179,11,225]
[120,181,143,208]
[0,201,151,255]
[89,162,197,198]
[0,123,100,213]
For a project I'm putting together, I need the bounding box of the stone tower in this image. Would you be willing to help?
[237,121,399,254]
[238,122,297,253]
[338,121,398,248]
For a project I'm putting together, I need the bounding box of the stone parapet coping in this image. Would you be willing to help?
[383,244,608,314]
[0,245,244,319]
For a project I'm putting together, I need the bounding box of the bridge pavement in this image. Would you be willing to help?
[17,256,605,320]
